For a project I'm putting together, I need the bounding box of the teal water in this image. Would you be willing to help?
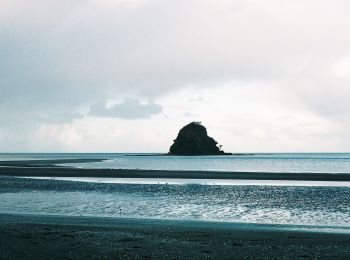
[2,153,350,173]
[0,176,349,227]
[0,153,350,227]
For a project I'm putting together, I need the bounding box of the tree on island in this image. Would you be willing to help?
[169,122,230,155]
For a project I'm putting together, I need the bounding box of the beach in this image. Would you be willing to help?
[1,157,350,259]
[1,158,350,181]
[1,213,350,259]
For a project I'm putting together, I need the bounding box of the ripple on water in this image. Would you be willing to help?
[0,177,349,226]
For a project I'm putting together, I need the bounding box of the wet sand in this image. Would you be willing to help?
[2,167,350,181]
[1,159,350,181]
[0,158,105,168]
[1,213,349,259]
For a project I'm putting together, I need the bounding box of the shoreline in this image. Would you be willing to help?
[0,158,105,167]
[1,167,350,181]
[1,213,349,259]
[1,213,350,234]
[1,158,350,181]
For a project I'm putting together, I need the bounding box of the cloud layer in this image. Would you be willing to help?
[1,0,350,151]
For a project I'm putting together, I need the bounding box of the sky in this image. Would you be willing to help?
[1,0,350,152]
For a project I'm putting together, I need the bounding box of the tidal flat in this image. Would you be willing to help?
[1,157,350,259]
[1,214,350,259]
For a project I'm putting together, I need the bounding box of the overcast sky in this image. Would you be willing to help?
[1,0,350,152]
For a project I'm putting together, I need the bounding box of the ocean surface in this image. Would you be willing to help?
[0,153,349,228]
[0,176,349,228]
[2,152,350,173]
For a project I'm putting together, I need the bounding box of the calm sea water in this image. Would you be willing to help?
[0,153,349,227]
[1,153,350,173]
[0,176,349,227]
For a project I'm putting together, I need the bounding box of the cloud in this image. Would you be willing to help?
[2,0,350,102]
[1,0,350,151]
[89,98,162,119]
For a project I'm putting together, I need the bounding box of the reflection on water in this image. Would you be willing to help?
[62,153,350,173]
[0,176,349,227]
[2,153,350,173]
[23,177,350,187]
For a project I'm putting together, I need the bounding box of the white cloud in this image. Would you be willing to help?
[89,98,162,119]
[1,0,350,151]
[90,0,147,8]
[335,54,350,79]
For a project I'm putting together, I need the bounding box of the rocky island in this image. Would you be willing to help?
[169,122,231,155]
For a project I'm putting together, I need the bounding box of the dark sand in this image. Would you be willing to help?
[0,158,105,168]
[1,159,350,181]
[1,214,349,259]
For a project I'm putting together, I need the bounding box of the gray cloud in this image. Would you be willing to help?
[1,0,350,151]
[2,1,349,102]
[89,98,162,119]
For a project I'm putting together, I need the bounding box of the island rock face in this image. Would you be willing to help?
[169,122,230,155]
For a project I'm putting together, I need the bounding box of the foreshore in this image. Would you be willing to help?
[1,159,350,259]
[1,213,349,259]
[0,158,350,181]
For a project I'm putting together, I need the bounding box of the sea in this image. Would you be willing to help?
[0,153,350,230]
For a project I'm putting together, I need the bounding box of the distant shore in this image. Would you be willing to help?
[1,213,349,259]
[1,159,350,181]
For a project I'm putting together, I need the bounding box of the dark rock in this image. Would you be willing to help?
[169,122,231,155]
